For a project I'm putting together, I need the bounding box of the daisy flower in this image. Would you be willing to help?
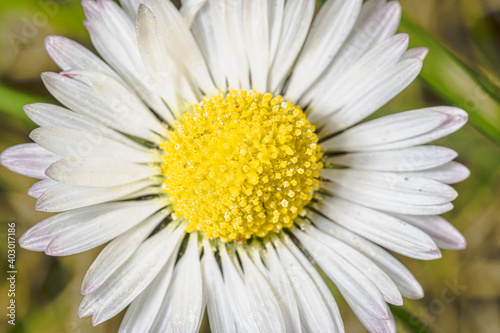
[0,0,469,332]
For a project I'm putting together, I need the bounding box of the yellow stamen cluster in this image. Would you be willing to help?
[161,90,323,242]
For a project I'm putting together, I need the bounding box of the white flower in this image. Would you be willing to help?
[0,0,469,332]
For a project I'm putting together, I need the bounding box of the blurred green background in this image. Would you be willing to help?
[1,0,499,332]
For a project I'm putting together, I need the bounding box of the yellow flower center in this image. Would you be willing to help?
[160,90,323,242]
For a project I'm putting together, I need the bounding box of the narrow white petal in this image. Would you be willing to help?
[293,228,391,319]
[315,196,441,259]
[120,242,181,333]
[202,239,236,333]
[180,0,208,27]
[170,233,204,333]
[82,208,171,294]
[309,33,409,120]
[28,178,58,198]
[219,245,259,332]
[24,103,146,150]
[41,73,158,141]
[120,0,144,18]
[268,0,315,93]
[285,0,362,101]
[322,169,458,205]
[404,161,470,184]
[65,69,165,137]
[36,178,160,213]
[147,0,217,95]
[392,213,466,250]
[44,35,121,81]
[136,4,197,117]
[45,199,166,256]
[83,220,186,325]
[237,246,285,333]
[299,224,402,305]
[301,2,402,108]
[355,0,386,26]
[30,127,156,164]
[322,182,453,216]
[308,210,423,299]
[149,281,174,332]
[328,146,457,172]
[243,0,269,92]
[0,143,61,179]
[267,0,284,64]
[262,242,302,333]
[45,156,160,187]
[83,0,172,120]
[271,237,337,332]
[191,1,226,91]
[319,58,423,135]
[401,47,429,61]
[279,235,345,332]
[352,304,396,333]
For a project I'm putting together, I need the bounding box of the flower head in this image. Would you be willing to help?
[0,0,469,332]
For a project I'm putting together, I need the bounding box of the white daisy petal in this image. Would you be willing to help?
[268,0,315,93]
[120,241,181,333]
[323,182,453,216]
[202,239,236,333]
[401,46,429,61]
[392,213,467,250]
[352,304,396,333]
[299,224,402,305]
[27,178,58,198]
[315,196,441,259]
[82,220,186,325]
[64,69,165,137]
[0,143,61,179]
[355,0,386,26]
[301,2,402,109]
[236,246,286,333]
[119,0,144,18]
[218,245,259,332]
[271,237,337,332]
[149,281,175,332]
[45,199,166,256]
[171,233,204,333]
[292,227,391,319]
[24,103,146,149]
[30,127,157,163]
[210,0,250,90]
[308,210,423,299]
[404,161,470,184]
[323,107,468,151]
[46,156,160,187]
[328,146,457,172]
[35,178,159,212]
[41,73,157,140]
[44,35,122,82]
[309,33,409,120]
[136,4,198,117]
[285,0,362,101]
[83,0,171,119]
[181,0,208,27]
[322,169,458,205]
[261,242,302,333]
[267,0,284,64]
[319,57,423,135]
[243,0,269,92]
[81,208,171,295]
[147,0,217,95]
[279,235,345,332]
[191,1,226,91]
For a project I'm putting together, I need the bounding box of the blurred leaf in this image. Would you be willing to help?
[390,305,432,333]
[0,83,49,122]
[399,14,500,146]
